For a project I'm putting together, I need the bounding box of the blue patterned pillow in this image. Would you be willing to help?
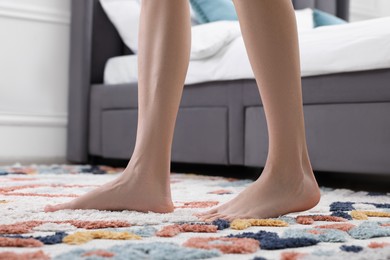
[313,9,348,27]
[189,0,238,24]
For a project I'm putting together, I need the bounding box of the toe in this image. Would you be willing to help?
[44,203,71,212]
[192,212,203,217]
[207,214,226,222]
[197,207,218,216]
[224,215,240,222]
[197,213,219,222]
[44,204,60,212]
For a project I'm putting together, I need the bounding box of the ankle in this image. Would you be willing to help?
[266,146,313,173]
[122,153,171,188]
[260,158,307,185]
[128,147,171,170]
[264,157,304,173]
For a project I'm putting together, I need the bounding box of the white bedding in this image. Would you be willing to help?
[104,17,390,85]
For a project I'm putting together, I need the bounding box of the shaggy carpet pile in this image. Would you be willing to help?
[0,164,389,260]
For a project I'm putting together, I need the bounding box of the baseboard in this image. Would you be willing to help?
[0,156,69,166]
[0,122,67,162]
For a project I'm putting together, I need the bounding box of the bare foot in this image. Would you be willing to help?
[196,162,321,222]
[44,163,174,213]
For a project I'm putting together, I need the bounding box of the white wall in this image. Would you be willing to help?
[0,0,71,165]
[350,0,390,21]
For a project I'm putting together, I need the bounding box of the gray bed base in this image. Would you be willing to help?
[68,0,390,175]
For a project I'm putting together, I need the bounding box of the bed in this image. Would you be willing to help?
[67,0,390,175]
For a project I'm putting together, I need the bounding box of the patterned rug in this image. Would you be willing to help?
[0,164,390,260]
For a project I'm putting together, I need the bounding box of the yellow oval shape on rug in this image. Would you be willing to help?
[230,219,288,230]
[63,231,141,245]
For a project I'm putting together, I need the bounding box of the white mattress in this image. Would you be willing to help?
[104,17,390,86]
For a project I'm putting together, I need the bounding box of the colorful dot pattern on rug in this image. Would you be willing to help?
[0,163,389,259]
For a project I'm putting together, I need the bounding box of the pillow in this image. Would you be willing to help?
[190,0,314,31]
[189,0,237,23]
[295,8,315,31]
[100,0,141,53]
[191,21,241,60]
[100,0,200,53]
[313,9,348,27]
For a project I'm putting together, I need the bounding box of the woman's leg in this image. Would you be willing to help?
[198,0,321,221]
[45,0,191,213]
